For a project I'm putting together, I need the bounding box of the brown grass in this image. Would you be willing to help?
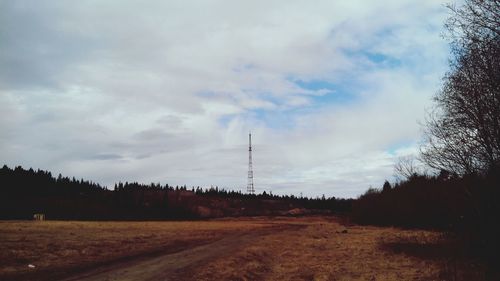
[0,217,487,281]
[0,219,272,281]
[187,217,486,281]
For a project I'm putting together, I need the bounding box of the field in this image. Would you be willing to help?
[0,216,486,281]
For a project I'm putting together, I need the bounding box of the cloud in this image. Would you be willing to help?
[89,154,123,161]
[0,0,449,197]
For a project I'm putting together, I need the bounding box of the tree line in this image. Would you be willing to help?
[0,165,351,220]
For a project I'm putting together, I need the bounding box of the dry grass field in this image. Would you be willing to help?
[0,219,274,281]
[0,217,487,281]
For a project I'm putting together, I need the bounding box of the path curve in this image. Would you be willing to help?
[63,223,304,281]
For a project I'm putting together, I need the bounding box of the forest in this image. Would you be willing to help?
[0,164,352,220]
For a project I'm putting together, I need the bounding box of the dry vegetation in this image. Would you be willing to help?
[0,219,272,281]
[0,217,487,281]
[189,217,485,281]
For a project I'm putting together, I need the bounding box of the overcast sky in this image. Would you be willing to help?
[0,0,450,198]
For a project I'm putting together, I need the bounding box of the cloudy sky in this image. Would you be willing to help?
[0,0,451,198]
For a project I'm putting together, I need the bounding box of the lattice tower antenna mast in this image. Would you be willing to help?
[247,132,255,194]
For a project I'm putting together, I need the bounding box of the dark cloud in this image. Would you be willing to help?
[0,2,99,91]
[89,153,123,160]
[132,128,174,141]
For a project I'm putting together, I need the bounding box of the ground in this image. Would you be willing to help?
[0,216,486,281]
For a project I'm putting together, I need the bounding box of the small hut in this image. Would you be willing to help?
[33,213,45,221]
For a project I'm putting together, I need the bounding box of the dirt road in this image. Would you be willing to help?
[63,224,302,281]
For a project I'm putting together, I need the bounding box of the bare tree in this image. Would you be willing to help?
[394,155,421,181]
[421,0,500,175]
[445,0,500,46]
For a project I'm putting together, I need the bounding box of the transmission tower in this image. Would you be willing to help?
[247,132,255,194]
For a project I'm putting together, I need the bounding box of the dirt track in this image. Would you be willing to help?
[63,224,302,281]
[2,217,487,281]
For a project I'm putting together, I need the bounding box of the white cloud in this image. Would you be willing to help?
[0,0,450,197]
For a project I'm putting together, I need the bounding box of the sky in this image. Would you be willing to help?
[0,0,451,198]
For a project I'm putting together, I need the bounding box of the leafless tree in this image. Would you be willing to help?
[394,155,421,181]
[421,0,500,175]
[445,0,500,46]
